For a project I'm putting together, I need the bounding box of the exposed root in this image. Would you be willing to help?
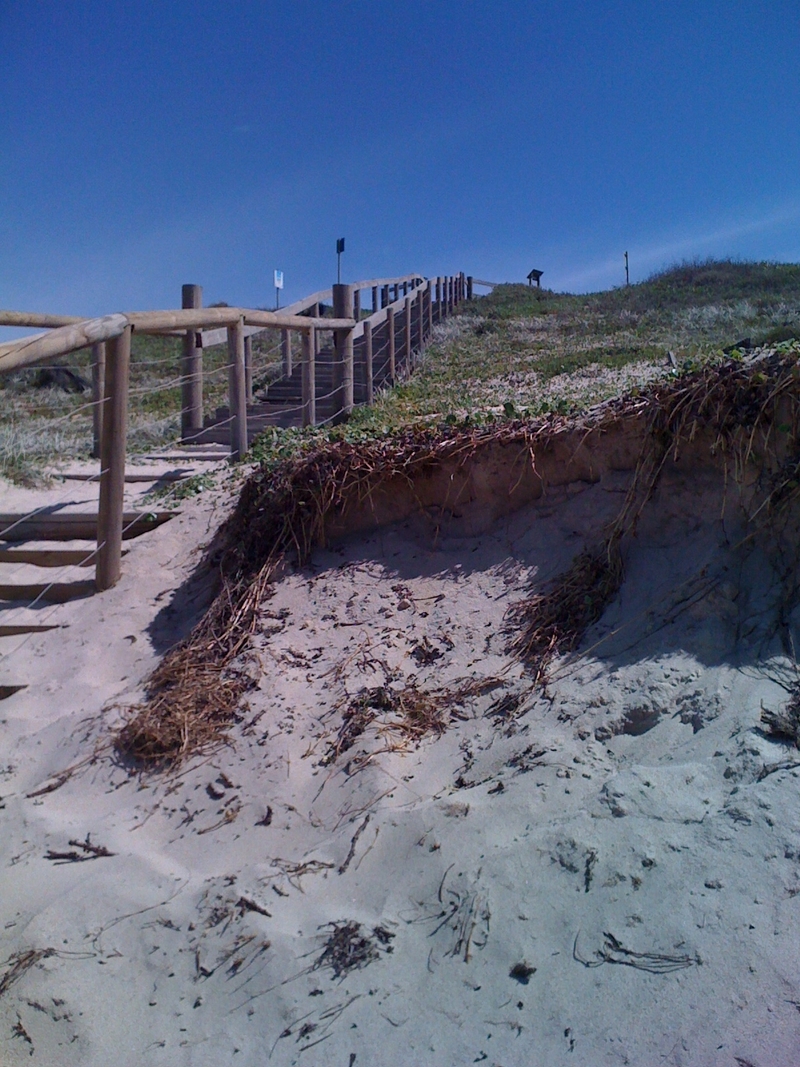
[761,690,800,747]
[507,349,800,679]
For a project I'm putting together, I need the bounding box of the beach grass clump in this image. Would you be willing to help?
[508,540,624,683]
[760,690,800,747]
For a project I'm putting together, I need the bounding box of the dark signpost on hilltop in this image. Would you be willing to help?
[527,268,543,287]
[625,251,630,286]
[336,238,345,284]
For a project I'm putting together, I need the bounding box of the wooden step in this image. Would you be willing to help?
[0,624,60,637]
[0,581,95,604]
[0,685,26,700]
[0,511,176,542]
[59,472,191,483]
[0,548,128,568]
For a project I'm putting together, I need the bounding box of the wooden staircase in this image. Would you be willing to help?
[0,477,185,699]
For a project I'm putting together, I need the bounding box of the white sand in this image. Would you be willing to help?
[1,458,800,1066]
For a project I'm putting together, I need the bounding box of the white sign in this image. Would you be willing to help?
[273,269,284,289]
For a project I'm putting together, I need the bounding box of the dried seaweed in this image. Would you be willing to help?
[115,351,800,766]
[322,678,502,768]
[508,540,624,683]
[44,834,115,863]
[0,949,55,999]
[761,690,800,746]
[312,921,394,980]
[508,351,800,681]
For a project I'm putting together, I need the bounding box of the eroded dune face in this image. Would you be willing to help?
[3,417,800,1067]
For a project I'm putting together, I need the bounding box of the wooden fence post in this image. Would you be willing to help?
[415,289,423,352]
[426,280,433,337]
[302,328,315,427]
[227,317,248,459]
[91,341,106,459]
[332,283,355,420]
[180,283,203,440]
[381,285,389,308]
[96,325,131,591]
[436,278,442,322]
[244,335,254,403]
[313,308,320,357]
[281,329,293,378]
[404,297,412,370]
[387,305,396,382]
[353,289,361,321]
[364,319,373,405]
[372,286,378,313]
[393,284,399,302]
[467,276,473,300]
[448,276,454,315]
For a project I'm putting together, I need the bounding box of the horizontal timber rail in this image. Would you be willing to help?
[0,271,467,591]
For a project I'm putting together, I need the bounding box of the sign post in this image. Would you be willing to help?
[274,268,284,310]
[336,238,345,285]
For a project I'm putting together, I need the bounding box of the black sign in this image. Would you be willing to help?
[336,238,345,254]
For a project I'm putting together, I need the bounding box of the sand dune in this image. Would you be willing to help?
[2,415,800,1065]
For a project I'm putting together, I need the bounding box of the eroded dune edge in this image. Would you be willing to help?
[2,351,800,1066]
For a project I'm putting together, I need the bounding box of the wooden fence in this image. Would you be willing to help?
[0,272,470,592]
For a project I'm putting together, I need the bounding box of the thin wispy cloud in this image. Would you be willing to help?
[557,200,800,292]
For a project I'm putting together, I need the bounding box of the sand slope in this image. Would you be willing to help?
[2,460,800,1066]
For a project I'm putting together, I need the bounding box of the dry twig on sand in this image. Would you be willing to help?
[573,930,698,973]
[761,688,800,746]
[312,921,394,980]
[0,949,55,999]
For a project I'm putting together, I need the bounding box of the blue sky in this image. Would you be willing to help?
[1,0,799,324]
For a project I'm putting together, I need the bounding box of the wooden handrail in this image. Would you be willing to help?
[351,279,428,339]
[0,311,85,328]
[0,271,463,596]
[0,308,355,371]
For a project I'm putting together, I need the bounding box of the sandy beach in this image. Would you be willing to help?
[1,435,799,1066]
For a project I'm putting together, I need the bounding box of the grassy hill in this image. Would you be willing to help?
[345,259,800,429]
[2,259,799,483]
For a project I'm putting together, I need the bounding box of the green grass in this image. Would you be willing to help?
[3,259,800,484]
[250,258,800,465]
[0,328,283,484]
